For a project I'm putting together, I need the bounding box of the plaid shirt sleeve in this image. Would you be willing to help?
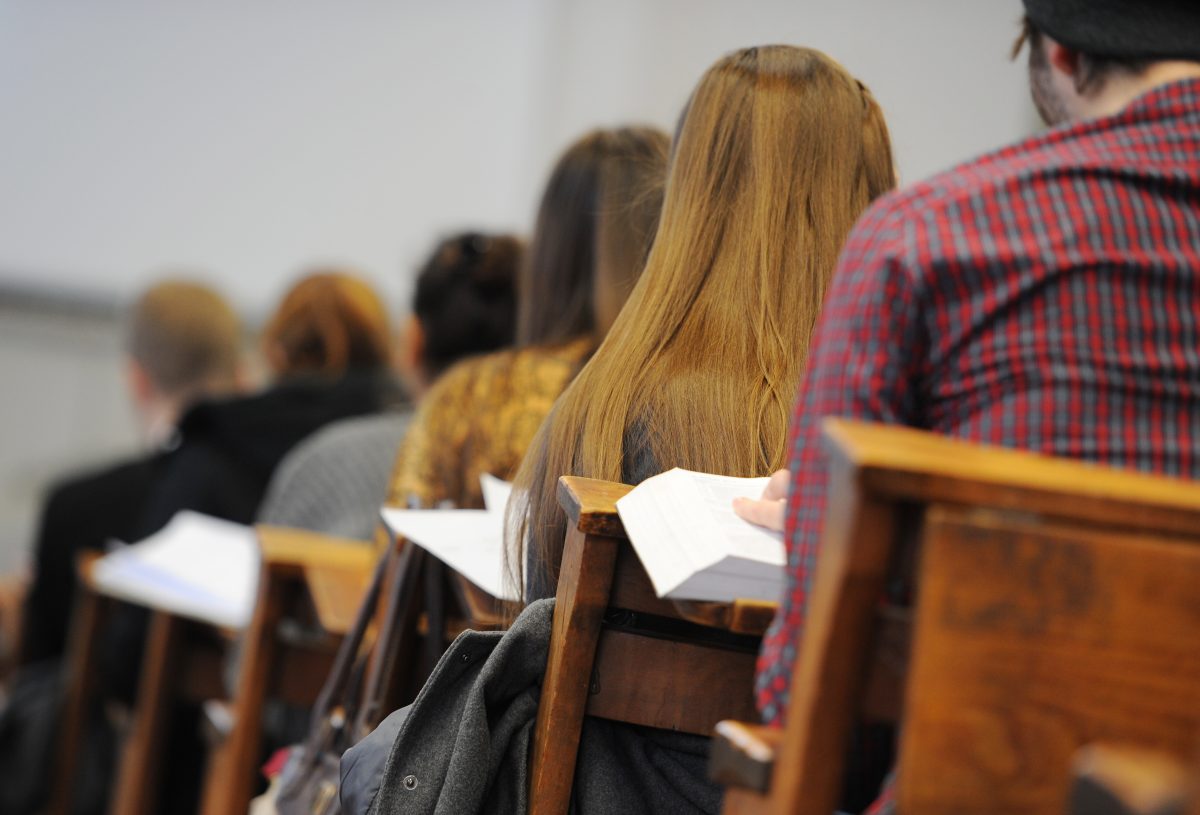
[755,203,928,725]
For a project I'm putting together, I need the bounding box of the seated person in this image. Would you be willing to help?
[337,125,668,811]
[257,232,523,541]
[19,279,244,668]
[741,3,1200,811]
[1,279,243,815]
[384,126,669,511]
[343,46,896,814]
[131,269,404,539]
[100,271,402,815]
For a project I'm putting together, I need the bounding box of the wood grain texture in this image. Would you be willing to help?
[586,628,758,735]
[823,418,1200,537]
[529,526,620,815]
[558,476,631,537]
[717,421,1200,815]
[768,460,901,815]
[899,506,1200,814]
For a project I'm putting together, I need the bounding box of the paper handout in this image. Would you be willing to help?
[380,473,519,602]
[91,511,261,629]
[615,468,785,603]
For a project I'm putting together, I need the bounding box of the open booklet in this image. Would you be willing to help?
[615,468,784,603]
[91,511,261,629]
[379,473,520,602]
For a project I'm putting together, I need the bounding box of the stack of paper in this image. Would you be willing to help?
[91,511,261,629]
[615,468,785,603]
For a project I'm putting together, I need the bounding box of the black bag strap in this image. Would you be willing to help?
[352,529,426,738]
[296,538,395,760]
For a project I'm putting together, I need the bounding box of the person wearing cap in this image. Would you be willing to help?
[737,1,1200,810]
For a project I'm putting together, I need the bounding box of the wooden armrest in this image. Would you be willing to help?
[709,720,781,793]
[255,525,376,571]
[672,599,778,637]
[1069,744,1195,815]
[822,418,1200,537]
[557,476,631,537]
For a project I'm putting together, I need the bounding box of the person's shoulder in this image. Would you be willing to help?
[287,411,411,465]
[44,453,161,508]
[848,121,1107,265]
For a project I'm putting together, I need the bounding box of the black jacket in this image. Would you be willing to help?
[132,371,405,539]
[20,455,165,666]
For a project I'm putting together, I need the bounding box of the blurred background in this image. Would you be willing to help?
[0,0,1036,572]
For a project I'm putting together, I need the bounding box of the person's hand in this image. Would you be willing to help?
[732,469,789,532]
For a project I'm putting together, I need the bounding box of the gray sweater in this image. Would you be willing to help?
[258,411,412,542]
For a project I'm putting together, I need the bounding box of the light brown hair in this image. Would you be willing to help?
[517,127,670,347]
[261,270,392,378]
[127,279,242,398]
[509,46,897,598]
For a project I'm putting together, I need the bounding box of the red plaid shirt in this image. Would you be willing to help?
[757,77,1200,744]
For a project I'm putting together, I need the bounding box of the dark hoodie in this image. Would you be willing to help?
[131,370,404,539]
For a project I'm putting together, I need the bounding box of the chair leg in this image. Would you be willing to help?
[110,610,185,815]
[198,566,287,815]
[48,587,110,815]
[528,528,619,815]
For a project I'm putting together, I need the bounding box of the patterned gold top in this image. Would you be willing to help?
[386,337,594,510]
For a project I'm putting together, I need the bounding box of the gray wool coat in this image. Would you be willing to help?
[340,599,721,815]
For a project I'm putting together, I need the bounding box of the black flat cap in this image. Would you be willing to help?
[1023,0,1200,61]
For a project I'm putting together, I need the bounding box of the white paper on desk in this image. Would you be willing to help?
[380,506,519,602]
[91,511,260,629]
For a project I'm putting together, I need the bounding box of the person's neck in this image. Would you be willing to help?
[1079,61,1200,120]
[140,396,185,448]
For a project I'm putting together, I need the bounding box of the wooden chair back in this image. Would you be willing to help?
[718,419,1200,815]
[528,476,773,815]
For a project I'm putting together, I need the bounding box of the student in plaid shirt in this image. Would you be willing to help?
[735,0,1200,809]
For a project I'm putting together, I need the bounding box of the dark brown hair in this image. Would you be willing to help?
[509,45,897,600]
[413,232,523,378]
[516,127,671,347]
[262,270,391,378]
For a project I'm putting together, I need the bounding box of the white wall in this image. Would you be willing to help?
[0,0,1037,571]
[0,0,1036,315]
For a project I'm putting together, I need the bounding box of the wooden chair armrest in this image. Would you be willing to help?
[822,418,1200,537]
[557,476,631,537]
[255,525,376,571]
[709,720,781,794]
[1069,744,1195,815]
[672,599,778,637]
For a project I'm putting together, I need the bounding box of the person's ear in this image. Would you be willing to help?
[126,358,156,410]
[1046,39,1082,82]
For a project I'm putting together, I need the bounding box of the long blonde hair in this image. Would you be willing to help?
[509,46,896,598]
